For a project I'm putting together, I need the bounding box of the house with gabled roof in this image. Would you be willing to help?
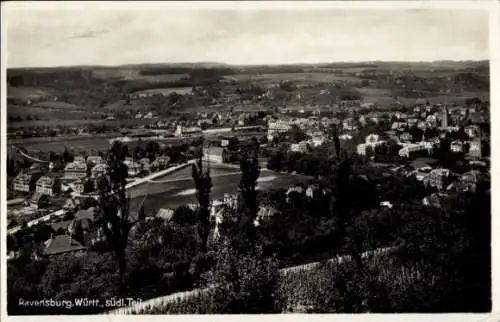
[36,176,60,196]
[65,161,88,179]
[13,172,39,193]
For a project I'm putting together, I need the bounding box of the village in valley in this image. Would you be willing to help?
[4,6,492,316]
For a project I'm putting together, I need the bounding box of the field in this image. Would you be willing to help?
[128,165,310,212]
[7,86,54,100]
[8,129,202,153]
[6,61,490,133]
[7,116,166,130]
[228,72,359,83]
[133,87,193,96]
[9,136,113,153]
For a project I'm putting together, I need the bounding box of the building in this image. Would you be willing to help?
[63,197,80,211]
[396,112,408,120]
[13,172,39,193]
[291,141,309,153]
[268,120,292,134]
[400,132,414,143]
[156,156,171,169]
[407,118,419,127]
[398,142,434,158]
[306,185,316,198]
[65,162,88,179]
[357,134,386,156]
[310,136,325,147]
[468,140,482,159]
[156,208,175,222]
[365,134,380,144]
[423,168,450,190]
[36,176,60,196]
[460,170,486,192]
[465,125,480,139]
[339,134,353,141]
[174,125,202,137]
[43,234,86,257]
[73,179,85,194]
[87,156,105,165]
[256,206,281,224]
[223,193,239,210]
[417,121,428,131]
[450,141,464,153]
[91,164,108,178]
[126,161,142,177]
[426,114,438,128]
[342,118,357,131]
[220,136,232,147]
[74,155,86,164]
[139,158,151,172]
[203,147,228,163]
[391,122,407,131]
[422,193,445,208]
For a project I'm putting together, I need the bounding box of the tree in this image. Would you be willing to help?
[211,237,280,313]
[239,138,261,223]
[63,147,74,164]
[228,137,240,152]
[146,141,160,161]
[172,205,197,225]
[96,141,133,287]
[288,125,307,143]
[192,155,212,252]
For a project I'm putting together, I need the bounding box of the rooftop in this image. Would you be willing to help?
[43,234,86,256]
[65,162,87,171]
[37,176,57,187]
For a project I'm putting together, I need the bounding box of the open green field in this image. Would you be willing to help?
[7,86,54,100]
[7,115,164,130]
[129,166,310,212]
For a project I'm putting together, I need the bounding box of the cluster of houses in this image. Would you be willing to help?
[11,152,172,210]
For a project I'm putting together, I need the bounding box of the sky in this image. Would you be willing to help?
[5,7,490,68]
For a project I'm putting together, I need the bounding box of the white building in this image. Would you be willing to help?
[87,156,105,165]
[268,120,292,134]
[203,147,227,163]
[398,142,434,158]
[450,141,464,153]
[469,140,482,159]
[291,141,309,153]
[342,118,357,131]
[310,136,325,147]
[36,176,59,196]
[357,134,386,156]
[125,161,142,177]
[174,125,202,137]
[465,125,480,138]
[64,162,88,180]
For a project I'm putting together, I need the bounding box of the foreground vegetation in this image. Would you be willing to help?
[7,132,490,314]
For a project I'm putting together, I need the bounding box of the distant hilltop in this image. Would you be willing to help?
[7,59,489,73]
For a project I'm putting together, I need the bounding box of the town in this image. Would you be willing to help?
[5,6,492,316]
[6,61,491,314]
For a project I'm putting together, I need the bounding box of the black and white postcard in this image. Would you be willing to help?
[1,1,499,321]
